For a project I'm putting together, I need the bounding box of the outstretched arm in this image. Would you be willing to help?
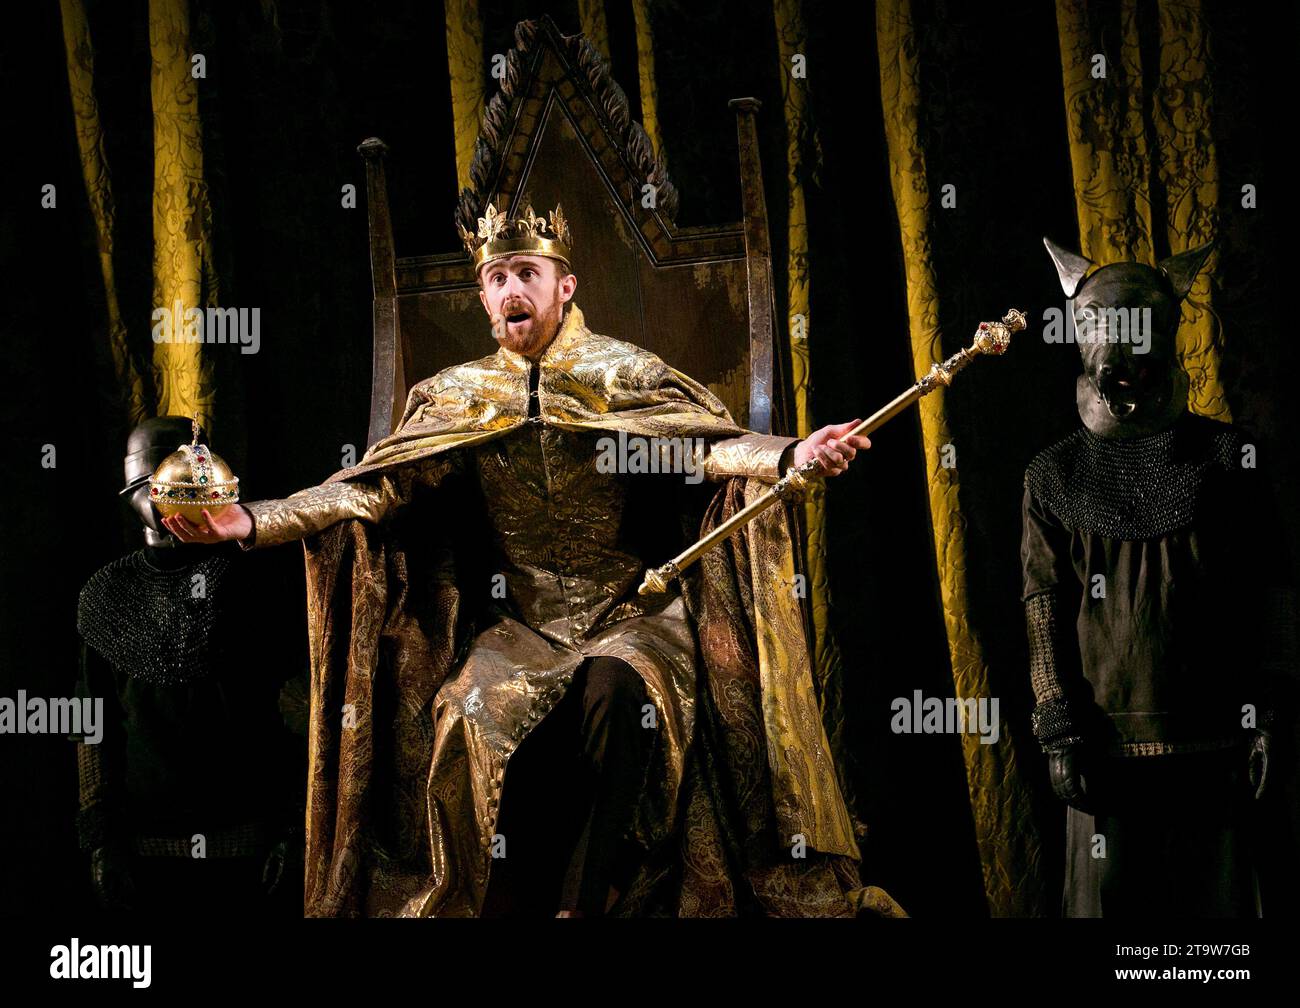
[163,452,458,549]
[700,420,871,483]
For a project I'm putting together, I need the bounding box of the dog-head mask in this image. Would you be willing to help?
[1043,237,1214,437]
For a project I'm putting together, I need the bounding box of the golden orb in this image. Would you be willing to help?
[149,434,240,524]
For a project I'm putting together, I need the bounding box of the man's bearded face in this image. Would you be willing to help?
[478,255,576,359]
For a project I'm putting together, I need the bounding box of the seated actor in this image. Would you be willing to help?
[163,201,898,919]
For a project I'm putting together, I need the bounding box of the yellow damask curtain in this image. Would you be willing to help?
[1055,0,1229,420]
[149,0,217,429]
[58,0,149,427]
[578,0,612,66]
[770,0,845,753]
[445,0,486,192]
[876,0,1045,917]
[630,0,663,162]
[61,0,218,432]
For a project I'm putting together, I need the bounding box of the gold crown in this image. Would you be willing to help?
[457,200,573,274]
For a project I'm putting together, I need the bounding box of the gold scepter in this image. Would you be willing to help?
[637,308,1027,596]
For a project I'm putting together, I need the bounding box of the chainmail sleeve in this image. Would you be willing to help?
[1025,590,1084,750]
[1027,590,1066,704]
[71,642,125,851]
[1021,480,1086,751]
[240,451,460,549]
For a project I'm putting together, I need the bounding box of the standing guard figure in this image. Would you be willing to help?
[74,417,306,913]
[1022,238,1295,916]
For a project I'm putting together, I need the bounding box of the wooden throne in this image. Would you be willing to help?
[358,15,786,450]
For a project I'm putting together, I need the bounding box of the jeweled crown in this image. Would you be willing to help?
[457,200,573,274]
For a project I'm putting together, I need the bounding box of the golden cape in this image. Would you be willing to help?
[292,304,901,916]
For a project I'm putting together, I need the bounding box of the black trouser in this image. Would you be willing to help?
[481,656,656,916]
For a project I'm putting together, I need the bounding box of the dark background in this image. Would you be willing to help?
[2,0,1296,917]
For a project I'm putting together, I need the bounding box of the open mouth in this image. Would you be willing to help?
[505,310,531,324]
[1098,375,1139,418]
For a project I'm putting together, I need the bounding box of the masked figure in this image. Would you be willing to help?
[165,202,902,918]
[1022,238,1295,916]
[73,416,306,912]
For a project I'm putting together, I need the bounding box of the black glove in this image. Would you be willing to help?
[262,839,289,896]
[1248,730,1271,801]
[262,821,305,899]
[90,846,137,911]
[1045,739,1096,814]
[1031,696,1096,812]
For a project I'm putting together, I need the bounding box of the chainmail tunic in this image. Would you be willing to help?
[74,544,305,847]
[1025,415,1241,540]
[77,549,234,686]
[1021,412,1278,751]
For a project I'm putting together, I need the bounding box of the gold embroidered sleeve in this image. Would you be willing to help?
[700,433,799,483]
[238,453,458,549]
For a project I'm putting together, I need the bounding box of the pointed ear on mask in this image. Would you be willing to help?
[1042,237,1095,298]
[1158,240,1216,300]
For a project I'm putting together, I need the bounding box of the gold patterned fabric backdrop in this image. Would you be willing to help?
[1056,0,1230,420]
[446,0,487,193]
[58,0,220,430]
[875,0,1046,918]
[58,0,150,427]
[630,0,662,160]
[149,0,217,429]
[771,0,851,828]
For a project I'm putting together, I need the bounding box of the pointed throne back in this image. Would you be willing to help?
[360,15,778,444]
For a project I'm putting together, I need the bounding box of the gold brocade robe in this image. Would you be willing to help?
[243,304,901,917]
